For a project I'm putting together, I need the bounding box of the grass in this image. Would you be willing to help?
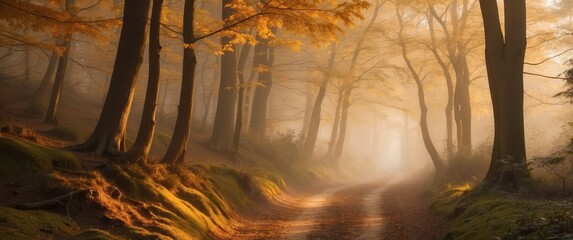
[433,184,573,240]
[0,207,78,240]
[0,136,82,179]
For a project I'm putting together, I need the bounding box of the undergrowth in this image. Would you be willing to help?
[0,136,81,179]
[433,184,573,240]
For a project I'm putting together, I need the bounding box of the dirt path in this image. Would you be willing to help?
[232,176,447,240]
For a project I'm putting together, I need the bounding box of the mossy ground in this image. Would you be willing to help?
[0,136,82,179]
[0,133,291,239]
[0,207,78,240]
[433,184,573,240]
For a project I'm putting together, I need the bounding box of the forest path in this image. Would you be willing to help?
[232,174,447,240]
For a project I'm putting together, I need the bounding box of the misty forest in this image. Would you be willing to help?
[1,0,573,239]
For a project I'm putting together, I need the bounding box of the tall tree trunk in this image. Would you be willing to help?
[29,51,58,100]
[333,87,351,162]
[303,43,336,160]
[211,0,237,150]
[249,35,273,136]
[233,43,252,150]
[454,48,472,157]
[327,88,344,157]
[427,8,455,159]
[479,0,529,189]
[43,37,72,125]
[162,0,197,165]
[329,2,381,161]
[43,0,76,125]
[70,0,151,155]
[159,80,169,116]
[301,82,314,135]
[120,0,164,164]
[397,8,444,175]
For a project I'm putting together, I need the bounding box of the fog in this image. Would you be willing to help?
[1,0,572,183]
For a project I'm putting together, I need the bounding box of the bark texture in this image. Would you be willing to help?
[121,0,164,164]
[162,0,197,165]
[211,0,237,151]
[71,0,151,155]
[249,35,274,136]
[480,0,529,189]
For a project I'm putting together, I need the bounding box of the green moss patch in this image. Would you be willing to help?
[434,185,573,240]
[0,207,79,240]
[0,137,82,179]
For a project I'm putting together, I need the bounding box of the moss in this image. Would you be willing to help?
[45,126,91,142]
[99,164,159,202]
[0,137,82,179]
[0,207,78,240]
[435,185,573,240]
[71,229,123,240]
[190,164,251,208]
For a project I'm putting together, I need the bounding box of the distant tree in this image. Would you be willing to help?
[396,7,445,175]
[163,0,369,163]
[249,33,275,137]
[211,0,238,151]
[303,42,336,160]
[44,0,76,125]
[555,59,573,101]
[329,1,384,162]
[233,42,252,150]
[480,0,529,189]
[428,0,478,158]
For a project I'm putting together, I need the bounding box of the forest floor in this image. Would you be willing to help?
[0,84,448,239]
[229,175,447,240]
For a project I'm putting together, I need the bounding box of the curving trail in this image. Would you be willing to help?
[232,176,447,240]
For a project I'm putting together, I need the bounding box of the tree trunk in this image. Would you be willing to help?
[456,49,472,157]
[329,3,381,161]
[427,9,455,159]
[211,0,237,151]
[301,82,314,135]
[249,35,273,136]
[333,87,351,162]
[70,0,151,156]
[43,37,72,125]
[120,0,164,164]
[162,0,197,165]
[479,0,529,189]
[327,88,344,157]
[159,79,168,116]
[303,43,336,160]
[233,43,252,150]
[397,9,444,175]
[29,51,58,100]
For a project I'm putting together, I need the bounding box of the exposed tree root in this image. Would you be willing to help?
[13,189,89,210]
